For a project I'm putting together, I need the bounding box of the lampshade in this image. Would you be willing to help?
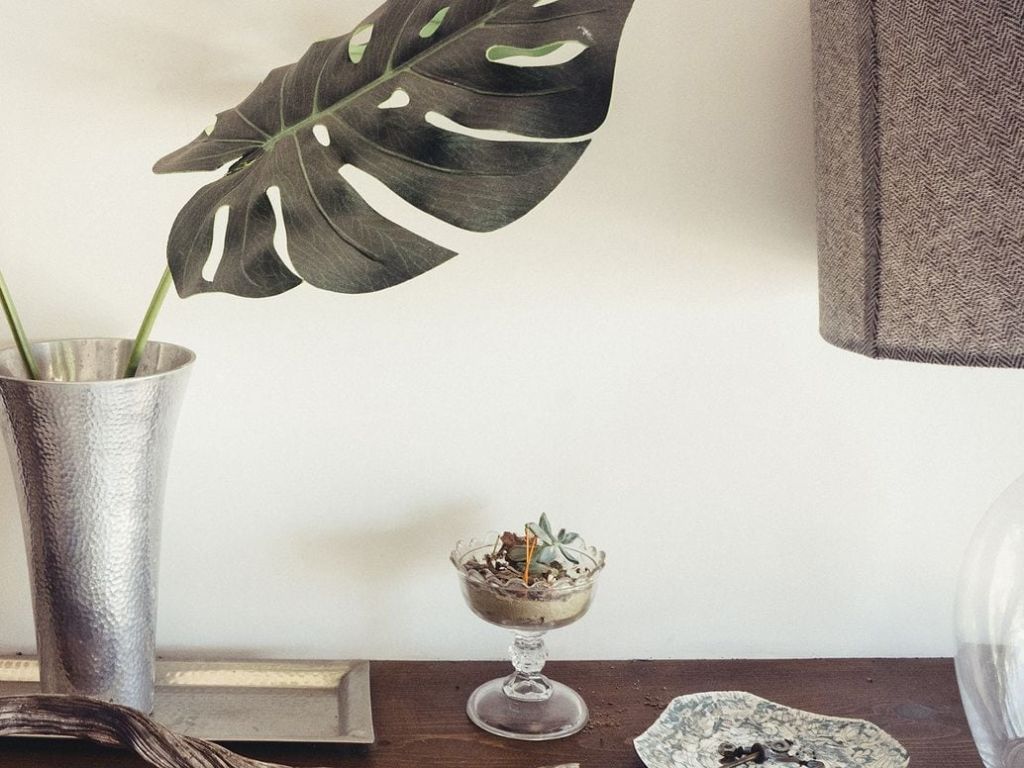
[812,0,1024,367]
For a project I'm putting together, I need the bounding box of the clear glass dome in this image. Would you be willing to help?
[956,474,1024,768]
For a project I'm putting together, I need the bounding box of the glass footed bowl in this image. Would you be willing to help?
[453,537,604,630]
[451,534,605,741]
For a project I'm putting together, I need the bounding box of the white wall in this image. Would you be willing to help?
[1,0,1023,662]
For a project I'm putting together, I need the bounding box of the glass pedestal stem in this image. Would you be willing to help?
[464,627,588,740]
[503,632,552,702]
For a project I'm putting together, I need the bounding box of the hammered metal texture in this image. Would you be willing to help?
[0,339,194,713]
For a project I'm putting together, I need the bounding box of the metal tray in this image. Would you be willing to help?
[0,656,374,744]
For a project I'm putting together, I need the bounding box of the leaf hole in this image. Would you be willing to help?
[338,164,484,252]
[313,124,331,146]
[533,0,561,5]
[378,89,410,110]
[424,111,589,144]
[204,116,218,136]
[202,205,231,282]
[419,7,450,38]
[348,24,373,64]
[266,186,299,277]
[486,40,588,67]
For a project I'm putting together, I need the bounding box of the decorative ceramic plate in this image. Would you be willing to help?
[634,691,908,768]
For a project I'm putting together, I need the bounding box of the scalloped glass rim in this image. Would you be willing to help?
[451,533,606,595]
[634,691,908,768]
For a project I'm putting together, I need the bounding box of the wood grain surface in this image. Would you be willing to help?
[0,659,982,767]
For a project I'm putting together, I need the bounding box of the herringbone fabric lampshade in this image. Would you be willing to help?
[812,0,1024,367]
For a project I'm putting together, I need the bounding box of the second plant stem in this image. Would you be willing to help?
[125,267,174,378]
[0,268,39,379]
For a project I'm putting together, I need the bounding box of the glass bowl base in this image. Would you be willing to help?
[466,678,588,741]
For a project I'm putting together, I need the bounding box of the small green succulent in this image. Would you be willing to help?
[497,515,583,584]
[528,514,582,565]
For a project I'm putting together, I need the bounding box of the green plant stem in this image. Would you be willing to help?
[125,267,173,378]
[0,267,38,379]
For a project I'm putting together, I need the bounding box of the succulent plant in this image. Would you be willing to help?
[458,516,590,587]
[496,514,581,580]
[527,514,582,566]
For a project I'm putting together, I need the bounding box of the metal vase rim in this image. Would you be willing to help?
[0,337,196,385]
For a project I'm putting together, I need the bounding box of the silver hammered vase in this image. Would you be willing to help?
[0,338,194,713]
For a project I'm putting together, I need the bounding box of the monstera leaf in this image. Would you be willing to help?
[155,0,636,298]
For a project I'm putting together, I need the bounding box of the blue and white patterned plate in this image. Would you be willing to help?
[634,691,908,768]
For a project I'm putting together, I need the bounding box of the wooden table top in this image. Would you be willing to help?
[0,659,982,767]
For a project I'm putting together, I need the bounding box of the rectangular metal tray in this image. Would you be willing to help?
[0,656,374,744]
